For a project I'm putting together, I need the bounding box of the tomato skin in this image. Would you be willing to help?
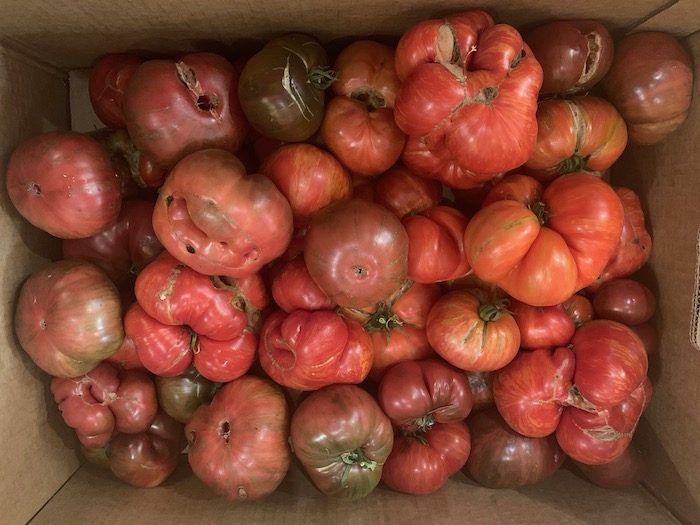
[592,279,657,326]
[124,53,247,169]
[510,299,576,349]
[15,259,124,378]
[561,293,594,327]
[155,368,219,424]
[88,54,143,129]
[464,371,495,411]
[402,206,471,284]
[465,408,565,488]
[523,20,613,94]
[377,359,473,432]
[394,11,542,177]
[152,149,294,278]
[239,34,329,142]
[465,173,623,306]
[493,347,576,438]
[258,309,373,390]
[373,164,442,220]
[290,384,394,500]
[260,143,352,227]
[304,199,409,309]
[425,289,520,372]
[6,131,122,239]
[601,31,694,145]
[109,411,185,488]
[271,256,335,313]
[186,375,292,500]
[571,320,648,408]
[51,362,158,448]
[574,438,647,489]
[556,377,652,465]
[588,187,652,291]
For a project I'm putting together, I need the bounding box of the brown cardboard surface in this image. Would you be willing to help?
[0,46,78,525]
[0,0,681,70]
[632,0,700,37]
[611,30,700,525]
[30,459,680,525]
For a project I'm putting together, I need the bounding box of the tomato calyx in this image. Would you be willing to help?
[333,447,378,484]
[473,291,511,322]
[410,412,436,433]
[308,66,337,90]
[350,88,386,111]
[558,153,588,174]
[529,200,552,226]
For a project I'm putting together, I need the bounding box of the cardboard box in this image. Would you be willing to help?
[0,1,698,523]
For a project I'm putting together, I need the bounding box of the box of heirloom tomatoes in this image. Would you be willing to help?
[0,0,698,523]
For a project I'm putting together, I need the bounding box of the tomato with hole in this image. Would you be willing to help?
[89,54,142,129]
[601,31,693,145]
[258,309,373,390]
[510,299,576,349]
[6,131,122,239]
[556,377,652,465]
[51,362,158,448]
[524,96,627,182]
[15,259,124,378]
[464,173,623,306]
[109,410,185,488]
[340,280,441,381]
[322,40,405,176]
[402,206,471,284]
[373,164,442,220]
[152,149,293,278]
[425,289,520,371]
[588,187,652,292]
[592,279,656,326]
[239,34,331,142]
[124,53,247,168]
[270,256,335,313]
[155,368,220,424]
[465,408,565,488]
[259,143,352,227]
[493,347,576,438]
[377,359,473,433]
[186,375,291,500]
[63,200,163,289]
[304,199,409,309]
[394,10,542,178]
[570,319,648,408]
[290,384,394,500]
[381,421,471,495]
[523,20,613,94]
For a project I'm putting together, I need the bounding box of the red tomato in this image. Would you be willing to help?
[466,408,565,488]
[152,149,294,278]
[109,411,185,488]
[5,131,122,239]
[258,309,373,390]
[561,293,594,327]
[629,322,659,355]
[601,31,694,145]
[378,359,473,432]
[523,20,613,94]
[556,377,652,465]
[373,164,442,220]
[14,260,124,378]
[88,53,142,129]
[574,438,647,489]
[270,256,335,313]
[259,143,352,227]
[105,336,144,372]
[62,200,163,289]
[588,187,652,291]
[464,370,495,411]
[185,376,291,500]
[381,421,471,495]
[402,206,471,284]
[304,199,409,309]
[394,10,542,178]
[592,279,657,326]
[493,347,576,437]
[124,53,247,168]
[525,96,627,182]
[290,384,394,500]
[464,173,624,306]
[425,289,520,372]
[510,299,576,349]
[51,362,158,448]
[571,320,648,408]
[322,40,405,176]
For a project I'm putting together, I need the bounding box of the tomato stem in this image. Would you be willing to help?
[333,448,377,485]
[530,201,551,226]
[478,297,510,322]
[308,66,337,90]
[412,413,436,432]
[558,154,587,174]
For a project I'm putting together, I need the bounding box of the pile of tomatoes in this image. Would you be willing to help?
[6,10,694,499]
